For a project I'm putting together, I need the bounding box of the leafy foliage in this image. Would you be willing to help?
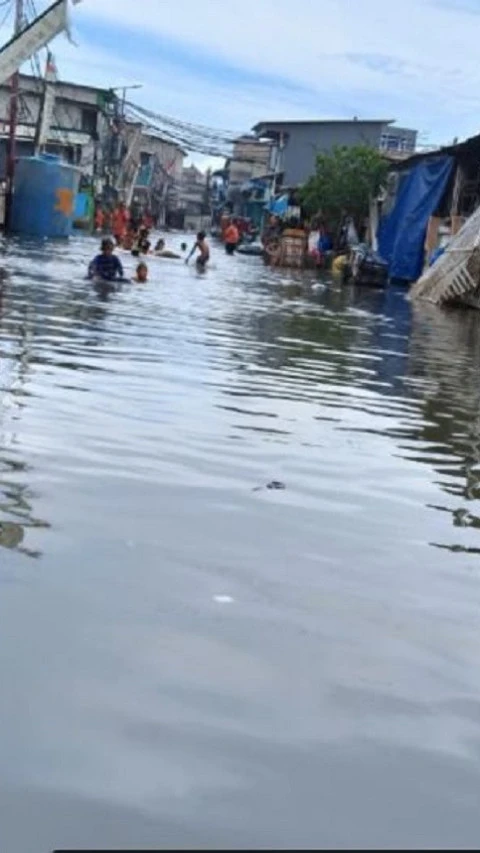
[300,145,388,232]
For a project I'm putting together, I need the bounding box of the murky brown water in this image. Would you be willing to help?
[1,235,480,850]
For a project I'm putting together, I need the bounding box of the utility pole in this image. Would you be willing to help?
[5,0,24,232]
[107,84,142,195]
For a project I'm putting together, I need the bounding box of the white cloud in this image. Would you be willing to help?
[14,0,480,147]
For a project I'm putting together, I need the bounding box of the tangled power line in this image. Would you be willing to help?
[124,101,256,163]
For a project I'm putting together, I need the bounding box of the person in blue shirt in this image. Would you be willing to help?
[317,231,333,253]
[88,238,124,282]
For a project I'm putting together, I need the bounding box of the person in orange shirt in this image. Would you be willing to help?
[112,201,129,245]
[224,219,239,255]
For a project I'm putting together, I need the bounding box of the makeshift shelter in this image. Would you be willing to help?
[378,132,480,283]
[409,204,480,309]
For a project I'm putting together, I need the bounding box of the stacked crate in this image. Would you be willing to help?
[280,229,306,268]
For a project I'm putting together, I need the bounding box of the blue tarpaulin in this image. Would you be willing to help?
[269,194,288,216]
[378,155,453,282]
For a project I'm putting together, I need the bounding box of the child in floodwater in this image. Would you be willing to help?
[186,231,210,269]
[155,238,181,259]
[131,226,151,257]
[132,262,148,283]
[88,237,124,281]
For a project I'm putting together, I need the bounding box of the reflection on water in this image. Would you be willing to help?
[2,236,480,849]
[405,303,480,550]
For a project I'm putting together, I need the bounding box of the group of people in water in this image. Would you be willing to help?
[87,227,211,285]
[88,238,149,284]
[88,199,267,287]
[89,200,212,284]
[88,232,211,285]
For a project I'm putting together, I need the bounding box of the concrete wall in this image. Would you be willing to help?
[276,122,387,186]
[229,137,272,186]
[255,121,404,186]
[180,165,207,214]
[184,214,211,232]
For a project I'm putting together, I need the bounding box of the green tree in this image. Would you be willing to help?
[300,145,388,233]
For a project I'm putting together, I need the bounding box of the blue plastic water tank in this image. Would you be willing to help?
[11,154,81,238]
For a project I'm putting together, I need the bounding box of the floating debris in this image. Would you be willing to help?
[409,204,480,308]
[253,480,286,492]
[266,480,286,490]
[0,521,24,549]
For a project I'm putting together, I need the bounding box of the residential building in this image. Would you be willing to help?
[117,123,185,224]
[227,135,273,187]
[0,73,109,178]
[0,75,186,224]
[251,119,418,187]
[177,164,211,232]
[220,135,273,224]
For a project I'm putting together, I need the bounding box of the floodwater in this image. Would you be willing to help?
[1,235,480,851]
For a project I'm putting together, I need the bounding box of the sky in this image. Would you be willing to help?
[6,0,480,168]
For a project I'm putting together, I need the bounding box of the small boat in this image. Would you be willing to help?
[236,241,264,257]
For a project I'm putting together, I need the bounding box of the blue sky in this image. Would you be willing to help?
[9,0,480,166]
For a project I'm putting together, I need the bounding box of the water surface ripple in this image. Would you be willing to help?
[1,236,480,849]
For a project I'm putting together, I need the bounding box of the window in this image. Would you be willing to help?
[380,133,406,152]
[81,108,97,135]
[140,151,152,166]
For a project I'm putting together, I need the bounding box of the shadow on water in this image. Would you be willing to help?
[404,301,480,551]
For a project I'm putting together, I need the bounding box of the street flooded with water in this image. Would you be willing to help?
[2,235,480,850]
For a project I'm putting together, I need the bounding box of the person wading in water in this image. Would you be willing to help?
[186,232,210,270]
[224,219,239,255]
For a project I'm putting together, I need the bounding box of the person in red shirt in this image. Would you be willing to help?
[112,201,129,245]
